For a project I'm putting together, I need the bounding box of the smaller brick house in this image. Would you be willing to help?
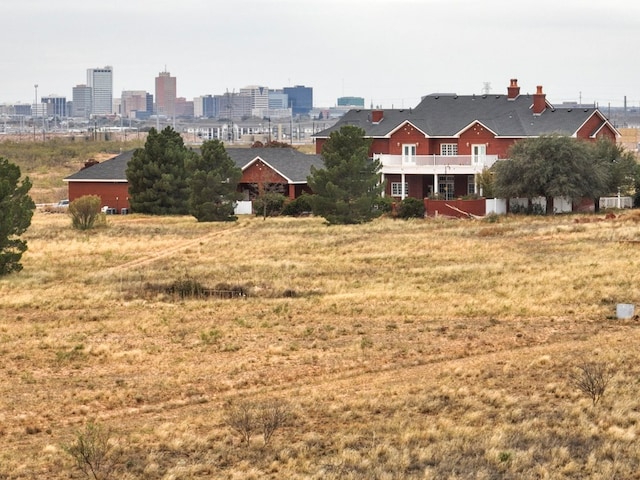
[64,148,323,213]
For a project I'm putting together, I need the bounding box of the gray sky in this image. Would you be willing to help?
[2,0,638,108]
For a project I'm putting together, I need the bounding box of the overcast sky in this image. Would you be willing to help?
[2,0,638,108]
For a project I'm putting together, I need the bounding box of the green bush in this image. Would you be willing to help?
[282,194,312,216]
[396,197,425,219]
[69,195,103,230]
[374,196,393,214]
[254,192,286,217]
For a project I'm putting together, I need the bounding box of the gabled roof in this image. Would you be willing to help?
[386,120,429,138]
[314,93,612,139]
[64,147,324,184]
[226,148,324,183]
[319,108,424,138]
[64,150,134,182]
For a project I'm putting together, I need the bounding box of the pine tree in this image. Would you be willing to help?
[187,140,243,222]
[0,157,35,275]
[307,125,383,224]
[126,126,194,214]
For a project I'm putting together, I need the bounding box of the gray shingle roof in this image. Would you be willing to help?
[314,93,607,139]
[64,147,324,184]
[226,148,324,183]
[64,150,134,182]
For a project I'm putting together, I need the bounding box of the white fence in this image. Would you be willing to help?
[485,198,507,215]
[599,196,633,209]
[234,201,253,215]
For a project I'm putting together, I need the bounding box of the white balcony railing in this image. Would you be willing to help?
[374,154,498,169]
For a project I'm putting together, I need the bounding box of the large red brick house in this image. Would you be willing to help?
[64,148,323,213]
[314,79,619,202]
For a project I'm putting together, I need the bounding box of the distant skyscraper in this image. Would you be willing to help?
[268,90,289,110]
[121,90,150,118]
[194,95,215,118]
[72,84,92,119]
[41,95,67,118]
[338,96,365,108]
[155,70,176,118]
[86,66,113,116]
[240,85,269,118]
[214,92,252,120]
[283,85,313,116]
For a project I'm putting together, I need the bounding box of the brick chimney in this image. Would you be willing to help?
[371,110,384,123]
[507,78,520,100]
[532,85,546,114]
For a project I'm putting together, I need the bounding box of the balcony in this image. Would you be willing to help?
[374,154,499,175]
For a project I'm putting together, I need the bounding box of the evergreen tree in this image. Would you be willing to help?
[126,126,194,214]
[187,140,243,222]
[0,157,35,275]
[307,125,383,224]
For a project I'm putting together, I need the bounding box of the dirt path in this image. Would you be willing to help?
[95,221,247,276]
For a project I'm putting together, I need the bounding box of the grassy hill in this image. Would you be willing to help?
[1,211,639,478]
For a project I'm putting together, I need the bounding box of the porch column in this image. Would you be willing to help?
[434,174,439,195]
[288,184,296,199]
[401,172,406,200]
[380,173,385,197]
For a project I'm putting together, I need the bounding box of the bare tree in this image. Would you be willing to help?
[258,399,291,447]
[224,398,291,447]
[63,421,122,480]
[570,361,612,405]
[224,401,255,447]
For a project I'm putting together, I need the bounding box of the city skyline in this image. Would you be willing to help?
[2,0,639,109]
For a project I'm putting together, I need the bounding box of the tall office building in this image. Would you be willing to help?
[41,95,67,118]
[121,90,151,118]
[214,92,252,120]
[240,85,269,118]
[72,84,92,118]
[283,85,313,116]
[338,96,365,108]
[155,70,176,118]
[194,95,215,118]
[86,66,113,116]
[268,90,289,110]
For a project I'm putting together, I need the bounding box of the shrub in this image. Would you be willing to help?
[396,197,425,219]
[224,398,291,447]
[282,194,312,216]
[69,195,103,230]
[374,196,393,214]
[167,275,206,298]
[569,361,612,405]
[63,421,122,480]
[482,213,501,223]
[254,192,286,218]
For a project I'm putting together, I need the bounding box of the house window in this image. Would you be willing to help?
[467,175,476,195]
[440,144,458,156]
[391,182,409,197]
[438,175,454,200]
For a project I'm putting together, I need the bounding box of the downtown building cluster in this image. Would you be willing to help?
[0,66,332,122]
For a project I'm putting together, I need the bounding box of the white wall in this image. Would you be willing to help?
[485,198,507,215]
[234,201,253,215]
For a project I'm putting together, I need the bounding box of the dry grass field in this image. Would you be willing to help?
[1,210,640,479]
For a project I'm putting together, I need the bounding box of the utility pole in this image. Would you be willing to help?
[33,84,38,141]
